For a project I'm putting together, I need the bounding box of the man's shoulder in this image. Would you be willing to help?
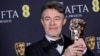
[26,39,43,49]
[25,39,45,55]
[26,37,49,50]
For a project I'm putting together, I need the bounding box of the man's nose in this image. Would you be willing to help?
[50,19,55,26]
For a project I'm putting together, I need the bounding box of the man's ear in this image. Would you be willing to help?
[41,19,44,25]
[63,18,67,26]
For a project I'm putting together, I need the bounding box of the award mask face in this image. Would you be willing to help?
[85,36,95,50]
[69,18,86,40]
[15,42,25,56]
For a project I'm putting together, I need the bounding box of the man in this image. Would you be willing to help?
[25,1,94,56]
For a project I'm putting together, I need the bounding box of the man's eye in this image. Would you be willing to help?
[55,16,61,20]
[44,17,51,21]
[45,18,50,21]
[55,18,60,20]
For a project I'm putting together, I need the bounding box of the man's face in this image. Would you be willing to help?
[41,9,66,37]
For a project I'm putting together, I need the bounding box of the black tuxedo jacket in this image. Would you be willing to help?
[25,35,94,56]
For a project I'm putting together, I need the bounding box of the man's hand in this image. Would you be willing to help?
[63,38,86,56]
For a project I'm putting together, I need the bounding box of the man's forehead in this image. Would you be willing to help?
[42,9,63,16]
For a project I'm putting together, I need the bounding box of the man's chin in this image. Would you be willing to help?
[48,34,59,37]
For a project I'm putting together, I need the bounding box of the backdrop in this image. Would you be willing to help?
[0,0,100,56]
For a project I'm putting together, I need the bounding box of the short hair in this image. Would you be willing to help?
[41,1,65,18]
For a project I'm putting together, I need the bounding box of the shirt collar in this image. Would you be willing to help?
[45,34,63,42]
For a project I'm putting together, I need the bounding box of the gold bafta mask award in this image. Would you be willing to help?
[69,18,86,41]
[85,36,95,50]
[15,42,25,56]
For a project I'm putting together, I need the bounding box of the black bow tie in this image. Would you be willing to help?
[50,38,64,48]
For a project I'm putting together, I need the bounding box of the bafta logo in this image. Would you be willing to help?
[85,36,95,50]
[15,42,25,56]
[69,18,86,40]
